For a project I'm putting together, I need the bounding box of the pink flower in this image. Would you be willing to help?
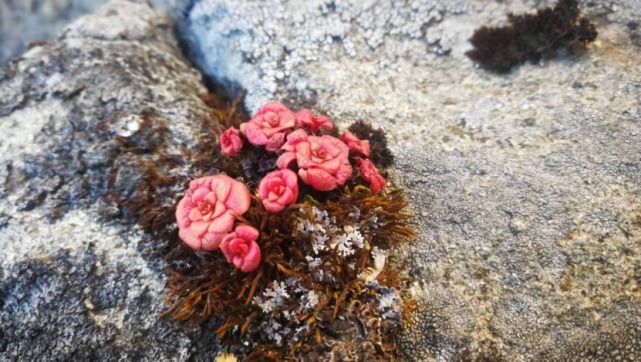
[175,175,251,251]
[341,132,370,157]
[220,224,261,272]
[220,127,243,157]
[357,158,386,193]
[258,169,299,212]
[240,102,296,151]
[277,129,353,191]
[296,109,333,133]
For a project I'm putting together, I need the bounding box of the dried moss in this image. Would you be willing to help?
[466,0,597,73]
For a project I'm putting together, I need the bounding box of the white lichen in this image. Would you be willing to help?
[253,281,290,313]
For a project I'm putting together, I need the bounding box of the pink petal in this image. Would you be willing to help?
[263,200,285,213]
[211,176,232,202]
[220,233,236,262]
[211,200,227,219]
[201,232,226,251]
[295,142,313,168]
[299,168,337,191]
[277,111,296,129]
[179,228,201,250]
[233,255,244,269]
[190,187,209,204]
[284,129,309,148]
[258,176,272,198]
[235,224,259,241]
[281,169,298,188]
[244,123,268,146]
[334,163,353,185]
[241,242,261,272]
[188,207,203,222]
[318,157,341,173]
[175,198,192,228]
[277,187,294,205]
[190,221,210,238]
[208,212,235,233]
[226,181,251,214]
[265,132,286,151]
[276,152,297,169]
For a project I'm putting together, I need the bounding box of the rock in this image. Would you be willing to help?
[0,0,106,65]
[179,0,641,360]
[0,0,178,65]
[0,1,226,360]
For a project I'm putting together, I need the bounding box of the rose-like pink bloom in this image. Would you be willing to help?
[357,158,386,193]
[341,131,370,157]
[176,175,251,251]
[220,224,261,272]
[258,169,299,212]
[277,130,353,191]
[220,127,243,157]
[240,102,296,151]
[296,109,333,133]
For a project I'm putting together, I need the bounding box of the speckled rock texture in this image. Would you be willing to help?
[179,0,641,360]
[0,1,225,360]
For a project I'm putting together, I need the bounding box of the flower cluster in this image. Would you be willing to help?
[175,175,260,272]
[222,101,385,195]
[178,102,387,273]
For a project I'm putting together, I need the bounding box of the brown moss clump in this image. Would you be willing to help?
[466,0,597,73]
[163,187,415,360]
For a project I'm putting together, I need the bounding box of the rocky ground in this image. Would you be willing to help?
[0,1,224,360]
[2,0,640,361]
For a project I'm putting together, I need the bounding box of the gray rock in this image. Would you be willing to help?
[0,1,226,360]
[0,0,180,65]
[0,0,106,65]
[179,0,641,360]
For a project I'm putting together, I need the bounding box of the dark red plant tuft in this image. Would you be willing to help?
[466,0,597,73]
[347,120,394,169]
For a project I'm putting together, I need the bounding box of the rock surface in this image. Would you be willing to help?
[0,0,178,65]
[0,1,225,360]
[179,0,641,360]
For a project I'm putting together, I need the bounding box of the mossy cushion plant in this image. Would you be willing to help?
[466,0,597,73]
[165,100,416,361]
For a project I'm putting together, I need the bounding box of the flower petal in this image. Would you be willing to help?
[208,212,235,233]
[299,168,337,191]
[201,231,226,251]
[276,151,297,169]
[179,228,201,250]
[226,181,251,214]
[241,242,261,272]
[235,224,259,241]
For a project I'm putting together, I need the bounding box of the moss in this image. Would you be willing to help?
[466,0,597,73]
[163,187,415,360]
